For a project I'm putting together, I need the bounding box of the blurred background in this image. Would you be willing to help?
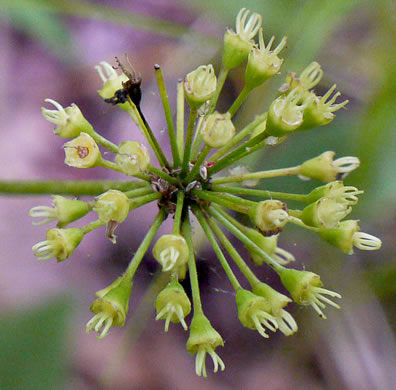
[0,0,395,389]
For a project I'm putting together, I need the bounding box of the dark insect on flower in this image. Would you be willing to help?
[104,55,143,113]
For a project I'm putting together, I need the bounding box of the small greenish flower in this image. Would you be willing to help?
[95,61,129,102]
[29,196,90,227]
[299,151,360,183]
[201,111,235,148]
[223,8,262,70]
[249,200,289,235]
[115,141,150,175]
[266,88,313,137]
[32,227,84,262]
[305,181,363,205]
[184,65,217,109]
[245,28,287,89]
[41,99,94,138]
[155,279,191,331]
[244,228,295,266]
[319,220,382,254]
[278,268,341,319]
[300,197,351,229]
[153,234,189,272]
[278,62,323,96]
[252,282,298,336]
[186,313,225,377]
[86,274,133,339]
[93,189,130,243]
[64,132,102,168]
[236,289,278,338]
[301,85,349,130]
[93,190,129,224]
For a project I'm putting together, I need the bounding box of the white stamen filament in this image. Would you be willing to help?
[273,247,295,265]
[159,247,180,272]
[276,309,298,336]
[353,232,382,250]
[236,8,262,41]
[334,157,360,173]
[29,206,57,225]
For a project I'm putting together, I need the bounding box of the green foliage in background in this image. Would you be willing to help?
[0,297,72,390]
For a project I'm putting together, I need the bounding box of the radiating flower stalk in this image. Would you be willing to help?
[31,8,382,377]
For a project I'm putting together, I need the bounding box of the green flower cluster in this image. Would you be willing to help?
[32,8,381,377]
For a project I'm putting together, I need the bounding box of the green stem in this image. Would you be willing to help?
[182,108,198,175]
[190,116,204,160]
[98,160,151,182]
[185,145,211,183]
[129,192,161,210]
[148,165,179,186]
[91,131,119,153]
[211,166,301,185]
[209,66,229,113]
[288,215,320,232]
[193,206,241,291]
[154,65,180,167]
[211,185,308,202]
[210,191,256,208]
[0,180,147,196]
[176,80,185,160]
[191,189,249,214]
[182,213,203,314]
[124,187,154,198]
[81,219,104,234]
[227,85,252,118]
[127,96,170,169]
[208,205,284,273]
[98,158,130,174]
[208,130,269,176]
[210,113,267,161]
[206,217,260,286]
[173,191,185,235]
[125,208,167,279]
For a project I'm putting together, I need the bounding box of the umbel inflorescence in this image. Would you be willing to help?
[32,8,381,377]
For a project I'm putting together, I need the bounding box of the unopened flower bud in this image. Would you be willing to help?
[252,282,297,336]
[42,99,94,138]
[184,65,217,109]
[186,313,225,377]
[115,141,150,175]
[278,268,341,319]
[245,29,287,90]
[305,181,364,205]
[299,151,360,183]
[244,228,295,265]
[266,88,313,137]
[300,197,351,229]
[86,274,132,339]
[155,279,191,331]
[64,132,102,168]
[222,8,262,70]
[32,227,84,262]
[153,234,189,272]
[201,112,235,148]
[301,85,349,130]
[29,196,90,227]
[249,200,289,235]
[93,190,129,224]
[236,289,278,338]
[319,220,382,254]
